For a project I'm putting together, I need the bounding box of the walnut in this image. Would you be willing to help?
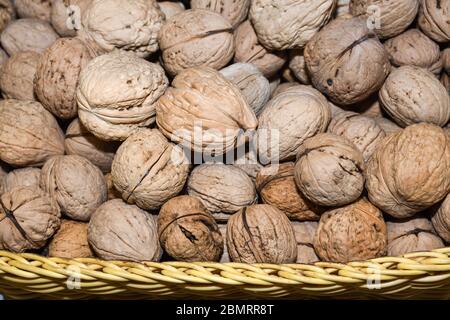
[0,100,65,167]
[432,194,450,243]
[257,85,331,163]
[226,204,297,263]
[233,20,287,78]
[77,51,168,141]
[50,0,91,37]
[158,195,223,262]
[157,1,184,19]
[88,199,162,261]
[314,198,387,263]
[2,167,41,192]
[418,0,450,43]
[304,17,390,105]
[0,0,15,34]
[0,18,58,56]
[349,0,419,39]
[387,217,445,256]
[111,129,190,210]
[65,119,118,174]
[158,9,234,76]
[249,0,336,50]
[78,0,164,57]
[268,77,281,97]
[288,50,311,85]
[442,73,450,96]
[191,0,249,28]
[0,161,8,194]
[40,155,107,221]
[220,63,270,116]
[156,67,257,154]
[48,220,94,258]
[384,29,442,75]
[15,0,51,21]
[270,82,299,98]
[34,38,93,120]
[0,51,40,101]
[0,186,61,253]
[0,48,8,65]
[443,48,450,74]
[374,117,402,135]
[327,110,386,161]
[187,164,257,215]
[256,163,322,221]
[218,224,229,262]
[366,123,450,218]
[295,133,365,207]
[379,66,450,128]
[292,221,319,264]
[232,150,263,182]
[336,0,350,17]
[105,173,121,200]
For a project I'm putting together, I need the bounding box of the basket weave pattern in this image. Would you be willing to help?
[1,248,450,299]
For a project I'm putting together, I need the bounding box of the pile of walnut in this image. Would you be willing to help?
[0,0,449,265]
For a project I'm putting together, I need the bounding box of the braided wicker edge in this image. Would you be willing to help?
[1,248,450,299]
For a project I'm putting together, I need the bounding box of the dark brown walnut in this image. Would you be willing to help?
[48,220,94,258]
[40,155,108,221]
[2,167,41,193]
[34,38,93,120]
[51,0,92,37]
[314,198,387,263]
[349,0,419,39]
[384,29,442,75]
[158,195,223,262]
[327,110,386,161]
[226,204,297,263]
[418,0,450,43]
[432,194,450,243]
[295,133,365,207]
[15,0,51,21]
[256,163,322,221]
[158,9,234,76]
[304,17,391,105]
[0,186,61,253]
[105,173,121,200]
[374,117,402,135]
[0,0,15,34]
[191,0,249,28]
[366,123,450,218]
[111,129,190,210]
[387,217,445,256]
[234,20,287,78]
[0,51,40,101]
[292,221,319,264]
[88,199,162,262]
[65,118,119,173]
[0,99,65,167]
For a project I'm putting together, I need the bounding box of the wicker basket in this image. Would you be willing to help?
[1,248,450,299]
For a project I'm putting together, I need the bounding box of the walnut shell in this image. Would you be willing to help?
[0,99,65,167]
[218,223,229,262]
[78,0,164,57]
[156,66,257,154]
[0,186,61,252]
[191,0,249,28]
[187,164,257,215]
[387,217,445,256]
[88,199,162,262]
[295,133,365,207]
[0,0,15,34]
[314,198,387,263]
[50,0,91,36]
[35,37,93,120]
[226,204,297,263]
[327,110,386,161]
[0,51,40,101]
[77,51,168,141]
[379,66,450,128]
[349,0,419,39]
[442,72,450,96]
[220,63,270,116]
[48,220,94,258]
[256,163,322,221]
[292,221,319,264]
[15,0,51,21]
[0,48,8,65]
[336,0,350,17]
[0,161,8,195]
[432,194,450,243]
[384,29,442,75]
[105,173,121,200]
[443,48,450,74]
[288,50,311,85]
[418,0,450,43]
[0,18,58,56]
[158,9,234,76]
[64,119,118,173]
[249,0,336,50]
[157,1,184,19]
[2,167,41,192]
[158,195,223,262]
[232,150,263,182]
[374,117,402,135]
[366,123,450,218]
[233,20,286,78]
[111,129,190,210]
[40,155,107,221]
[257,85,331,163]
[304,17,390,105]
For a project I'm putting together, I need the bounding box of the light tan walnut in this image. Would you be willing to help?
[48,220,94,258]
[157,1,184,19]
[418,0,450,43]
[292,221,319,264]
[191,0,249,28]
[50,0,92,37]
[15,0,51,21]
[432,194,450,243]
[2,167,41,192]
[0,0,15,34]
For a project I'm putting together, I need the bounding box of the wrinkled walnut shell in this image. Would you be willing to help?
[0,0,15,34]
[418,0,450,43]
[292,221,319,264]
[51,0,91,37]
[2,167,41,193]
[15,0,51,21]
[48,220,94,258]
[432,194,450,243]
[191,0,249,28]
